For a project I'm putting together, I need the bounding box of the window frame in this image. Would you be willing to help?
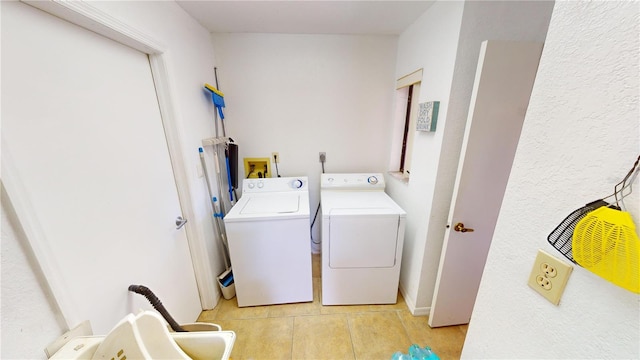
[392,69,423,178]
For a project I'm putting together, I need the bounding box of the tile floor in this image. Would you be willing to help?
[198,254,467,360]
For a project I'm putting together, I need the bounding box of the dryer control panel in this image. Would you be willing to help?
[321,173,385,190]
[243,176,308,193]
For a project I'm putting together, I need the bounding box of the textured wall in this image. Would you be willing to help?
[1,192,66,359]
[463,2,639,358]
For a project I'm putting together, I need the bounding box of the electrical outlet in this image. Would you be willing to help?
[319,152,326,163]
[528,249,573,305]
[272,152,279,163]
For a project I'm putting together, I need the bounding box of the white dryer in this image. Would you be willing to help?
[224,176,313,307]
[321,173,406,305]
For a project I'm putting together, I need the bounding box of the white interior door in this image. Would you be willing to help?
[2,2,201,334]
[429,41,543,327]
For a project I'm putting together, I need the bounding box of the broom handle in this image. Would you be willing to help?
[214,67,227,137]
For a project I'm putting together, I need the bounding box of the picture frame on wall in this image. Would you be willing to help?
[416,101,439,132]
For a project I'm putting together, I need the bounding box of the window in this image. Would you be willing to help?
[390,69,422,178]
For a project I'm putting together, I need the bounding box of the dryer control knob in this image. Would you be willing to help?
[368,176,379,185]
[292,179,304,188]
[257,181,264,188]
[248,182,255,189]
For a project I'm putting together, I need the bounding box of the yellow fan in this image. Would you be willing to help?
[572,206,640,293]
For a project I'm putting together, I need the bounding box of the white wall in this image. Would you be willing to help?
[387,0,554,314]
[463,2,639,358]
[1,1,222,357]
[211,33,398,251]
[385,0,465,314]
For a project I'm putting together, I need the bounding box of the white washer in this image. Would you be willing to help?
[321,173,406,305]
[224,176,313,307]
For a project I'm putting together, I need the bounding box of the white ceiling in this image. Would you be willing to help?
[176,1,435,35]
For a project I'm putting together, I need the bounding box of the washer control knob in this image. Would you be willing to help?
[257,181,264,188]
[292,179,304,188]
[368,176,379,185]
[247,182,255,189]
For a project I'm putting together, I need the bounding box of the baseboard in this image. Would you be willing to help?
[412,306,431,316]
[399,285,430,316]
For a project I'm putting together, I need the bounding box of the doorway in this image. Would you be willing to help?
[2,1,202,333]
[429,41,544,327]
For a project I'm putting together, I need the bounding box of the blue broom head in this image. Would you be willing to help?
[204,83,225,107]
[204,83,225,119]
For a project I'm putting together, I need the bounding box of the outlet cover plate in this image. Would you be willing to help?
[528,249,573,305]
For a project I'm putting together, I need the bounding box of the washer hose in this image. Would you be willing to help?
[128,285,186,332]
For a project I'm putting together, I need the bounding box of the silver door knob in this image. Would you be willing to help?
[175,216,187,230]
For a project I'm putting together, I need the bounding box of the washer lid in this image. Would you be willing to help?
[240,194,299,214]
[224,191,310,222]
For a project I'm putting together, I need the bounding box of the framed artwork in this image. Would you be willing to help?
[416,101,439,132]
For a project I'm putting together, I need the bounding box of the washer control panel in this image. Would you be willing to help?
[243,176,308,193]
[321,173,386,190]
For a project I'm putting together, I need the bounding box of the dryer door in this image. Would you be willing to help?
[328,209,400,268]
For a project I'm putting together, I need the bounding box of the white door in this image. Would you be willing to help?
[429,41,543,327]
[2,2,201,334]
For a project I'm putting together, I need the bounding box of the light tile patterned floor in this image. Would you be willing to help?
[198,254,467,360]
